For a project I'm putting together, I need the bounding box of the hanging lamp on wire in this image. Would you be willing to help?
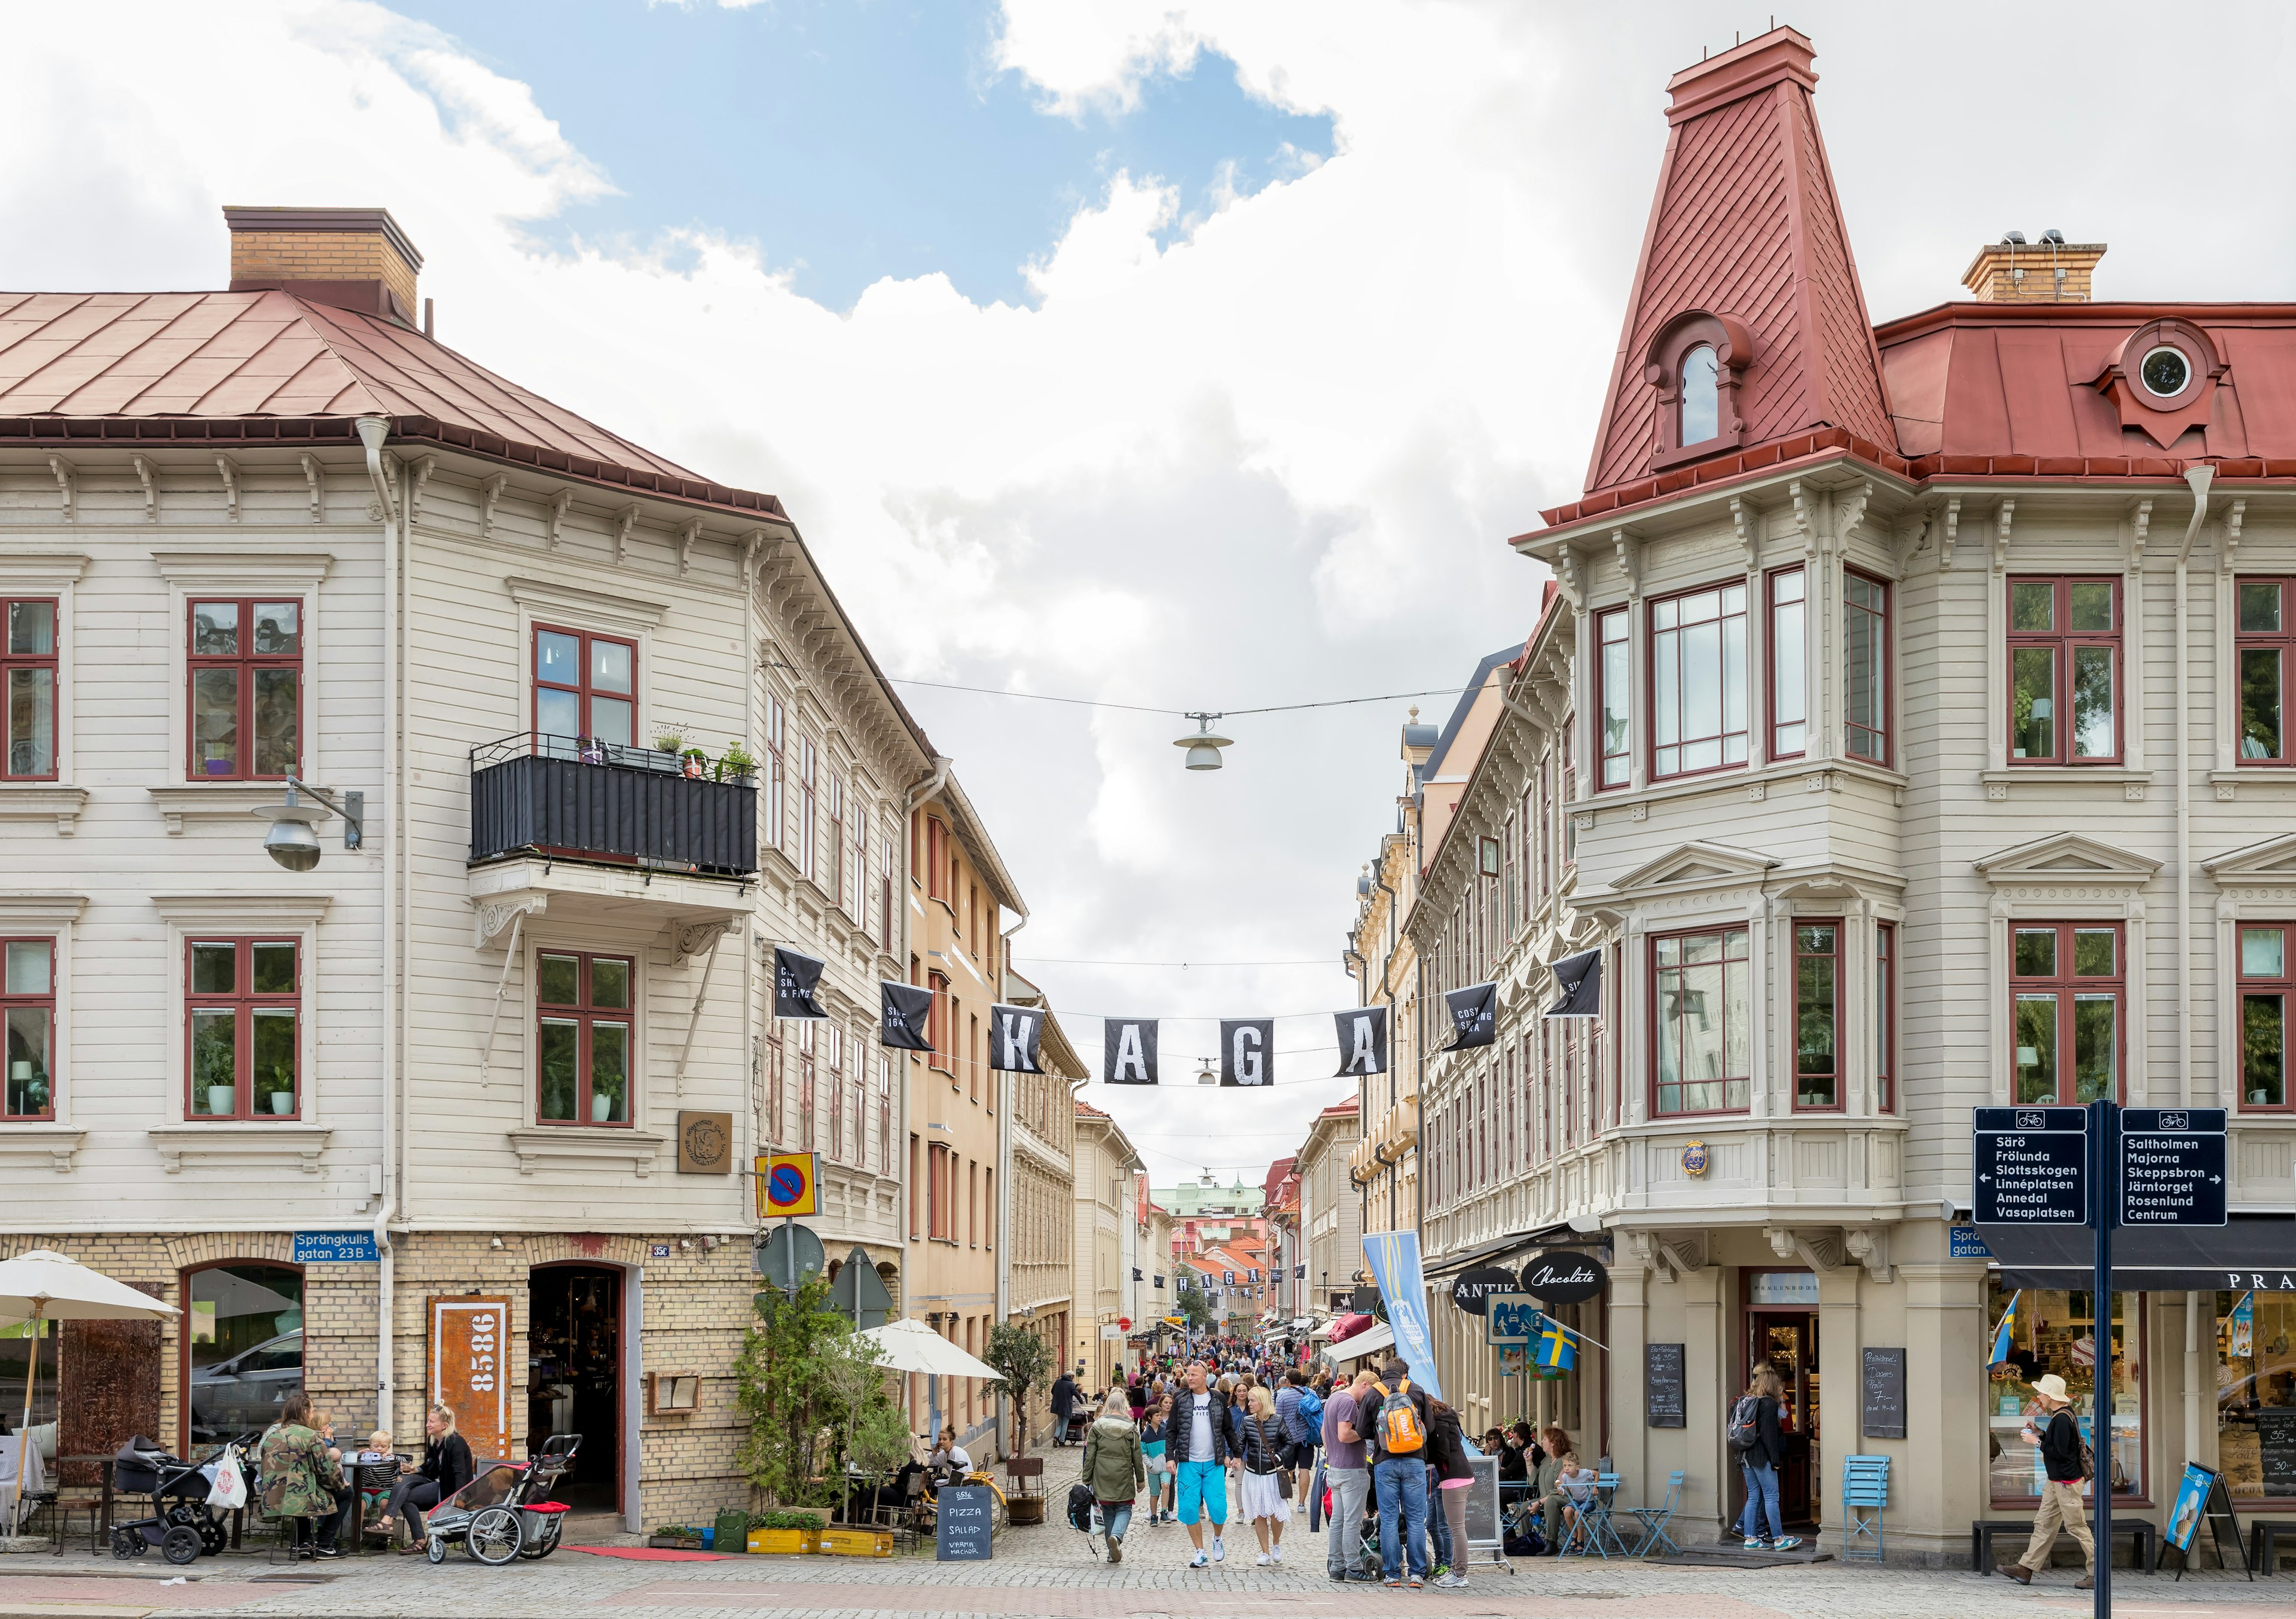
[1175,712,1233,771]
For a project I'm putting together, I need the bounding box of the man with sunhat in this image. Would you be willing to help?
[2000,1373,2093,1588]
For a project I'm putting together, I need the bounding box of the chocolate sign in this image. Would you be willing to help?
[1518,1250,1608,1305]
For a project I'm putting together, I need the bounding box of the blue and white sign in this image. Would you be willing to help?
[1361,1230,1444,1402]
[1949,1225,1993,1258]
[294,1230,378,1264]
[1485,1294,1544,1347]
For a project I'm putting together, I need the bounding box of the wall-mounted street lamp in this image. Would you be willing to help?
[252,778,364,871]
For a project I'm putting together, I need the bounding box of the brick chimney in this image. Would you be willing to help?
[224,206,423,327]
[1961,236,2105,303]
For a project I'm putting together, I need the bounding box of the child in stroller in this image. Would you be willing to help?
[419,1434,579,1565]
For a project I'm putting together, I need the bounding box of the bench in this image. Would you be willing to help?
[1973,1517,2154,1574]
[2250,1520,2296,1574]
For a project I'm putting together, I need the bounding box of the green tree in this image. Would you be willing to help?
[983,1323,1051,1453]
[1176,1279,1214,1331]
[735,1275,903,1509]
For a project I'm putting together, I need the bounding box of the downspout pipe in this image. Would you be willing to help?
[995,909,1025,1456]
[2176,463,2212,1475]
[356,416,398,1431]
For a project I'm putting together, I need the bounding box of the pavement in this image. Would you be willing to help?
[0,1514,2283,1619]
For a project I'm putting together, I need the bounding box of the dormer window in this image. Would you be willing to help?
[1644,310,1751,470]
[1680,344,1720,444]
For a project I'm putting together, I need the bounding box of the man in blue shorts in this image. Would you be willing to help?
[1163,1360,1232,1567]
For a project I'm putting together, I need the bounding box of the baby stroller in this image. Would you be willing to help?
[420,1433,579,1566]
[110,1435,245,1564]
[1060,1409,1092,1446]
[1065,1481,1109,1561]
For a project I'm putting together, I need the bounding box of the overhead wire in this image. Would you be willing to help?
[881,674,1469,719]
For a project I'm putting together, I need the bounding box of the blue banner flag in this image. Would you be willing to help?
[1360,1230,1444,1402]
[1989,1289,2021,1366]
[1535,1317,1576,1373]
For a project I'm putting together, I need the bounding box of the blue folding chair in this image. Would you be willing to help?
[1629,1470,1686,1558]
[1840,1455,1889,1563]
[1560,1471,1629,1558]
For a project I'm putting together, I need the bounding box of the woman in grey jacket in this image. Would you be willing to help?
[1080,1391,1148,1562]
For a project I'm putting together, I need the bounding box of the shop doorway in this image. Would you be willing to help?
[528,1266,620,1513]
[1731,1270,1821,1533]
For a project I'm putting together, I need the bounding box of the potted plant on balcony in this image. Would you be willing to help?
[679,746,709,780]
[717,741,756,783]
[652,732,686,775]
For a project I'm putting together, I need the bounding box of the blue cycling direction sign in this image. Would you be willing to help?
[1974,1106,2089,1224]
[2118,1108,2228,1227]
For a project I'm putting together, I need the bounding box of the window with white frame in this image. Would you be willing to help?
[1650,581,1747,779]
[1767,566,1806,759]
[1596,609,1630,788]
[1844,569,1889,764]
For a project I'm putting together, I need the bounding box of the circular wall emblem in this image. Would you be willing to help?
[1682,1140,1709,1177]
[1518,1250,1608,1306]
[682,1115,728,1169]
[1448,1266,1521,1316]
[767,1164,807,1207]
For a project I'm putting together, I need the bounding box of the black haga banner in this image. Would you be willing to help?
[1220,1019,1274,1086]
[1153,1274,1165,1289]
[1445,981,1498,1050]
[1333,1007,1388,1076]
[1104,1018,1159,1084]
[988,1003,1045,1073]
[1131,1268,1143,1282]
[1293,1264,1306,1280]
[1546,949,1603,1020]
[879,981,934,1051]
[774,947,828,1020]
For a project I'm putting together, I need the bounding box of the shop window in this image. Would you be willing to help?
[2216,1288,2296,1502]
[1845,569,1889,764]
[1596,609,1630,788]
[533,623,634,757]
[2008,577,2120,764]
[1650,583,1747,779]
[185,1263,303,1444]
[4,938,54,1120]
[1875,923,1896,1114]
[2237,580,2291,764]
[1651,925,1750,1115]
[187,939,300,1120]
[2238,925,2290,1111]
[2010,923,2122,1104]
[4,598,57,780]
[1794,922,1840,1109]
[1767,567,1806,760]
[536,950,631,1126]
[1986,1280,2141,1502]
[188,599,300,780]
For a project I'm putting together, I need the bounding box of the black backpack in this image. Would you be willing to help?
[1726,1395,1764,1453]
[1066,1481,1097,1533]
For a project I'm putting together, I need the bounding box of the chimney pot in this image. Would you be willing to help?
[224,206,424,327]
[1962,239,2106,304]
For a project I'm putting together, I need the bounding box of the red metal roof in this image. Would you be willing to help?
[1580,28,1894,500]
[0,289,786,519]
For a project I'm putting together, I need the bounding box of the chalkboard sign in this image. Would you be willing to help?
[1861,1347,1907,1441]
[934,1484,995,1562]
[2259,1408,2296,1498]
[1646,1343,1686,1429]
[1460,1452,1504,1565]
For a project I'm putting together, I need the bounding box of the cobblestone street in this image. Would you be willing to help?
[1,1516,2282,1619]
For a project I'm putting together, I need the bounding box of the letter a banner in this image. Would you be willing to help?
[1220,1019,1274,1086]
[988,1004,1044,1073]
[1333,1007,1388,1077]
[1443,982,1498,1050]
[1104,1018,1159,1084]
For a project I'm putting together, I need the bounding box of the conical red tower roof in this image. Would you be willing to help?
[1580,27,1894,499]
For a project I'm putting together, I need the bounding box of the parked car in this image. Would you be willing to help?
[188,1330,302,1441]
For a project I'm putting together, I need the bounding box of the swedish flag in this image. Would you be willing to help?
[1989,1290,2020,1367]
[1535,1318,1576,1373]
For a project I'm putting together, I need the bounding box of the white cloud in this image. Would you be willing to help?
[10,0,2296,1181]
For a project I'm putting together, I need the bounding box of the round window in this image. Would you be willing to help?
[2139,344,2192,398]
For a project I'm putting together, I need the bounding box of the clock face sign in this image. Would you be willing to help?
[678,1111,732,1173]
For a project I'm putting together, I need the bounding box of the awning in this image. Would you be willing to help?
[1975,1215,2296,1292]
[1329,1321,1394,1362]
[1545,949,1602,1019]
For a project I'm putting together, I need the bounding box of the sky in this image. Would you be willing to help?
[8,0,2296,1190]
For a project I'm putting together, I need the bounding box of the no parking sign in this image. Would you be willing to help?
[756,1151,820,1218]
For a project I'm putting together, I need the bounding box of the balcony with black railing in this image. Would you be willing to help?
[468,733,757,877]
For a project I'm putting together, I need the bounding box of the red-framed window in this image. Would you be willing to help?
[825,1020,844,1158]
[1561,711,1577,865]
[908,1132,922,1237]
[188,599,301,780]
[2008,577,2121,764]
[765,1028,784,1143]
[927,972,951,1075]
[798,1019,816,1150]
[764,695,787,850]
[2010,923,2123,1104]
[1793,920,1842,1109]
[4,599,58,782]
[1650,580,1748,780]
[1651,924,1750,1115]
[1876,923,1896,1114]
[2237,578,2293,766]
[536,949,632,1126]
[2237,923,2291,1111]
[878,835,896,950]
[187,938,300,1120]
[799,738,819,882]
[1767,566,1807,760]
[1596,608,1630,789]
[1845,568,1890,764]
[4,938,55,1120]
[828,772,846,911]
[533,623,634,754]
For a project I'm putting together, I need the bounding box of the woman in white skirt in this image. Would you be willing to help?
[1235,1384,1292,1565]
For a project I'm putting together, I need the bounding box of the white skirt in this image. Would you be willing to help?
[1238,1468,1291,1522]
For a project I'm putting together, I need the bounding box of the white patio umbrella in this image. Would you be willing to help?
[0,1250,178,1527]
[855,1316,1003,1382]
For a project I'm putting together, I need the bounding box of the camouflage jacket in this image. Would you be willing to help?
[257,1422,343,1520]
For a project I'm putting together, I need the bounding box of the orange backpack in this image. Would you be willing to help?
[1375,1379,1426,1453]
